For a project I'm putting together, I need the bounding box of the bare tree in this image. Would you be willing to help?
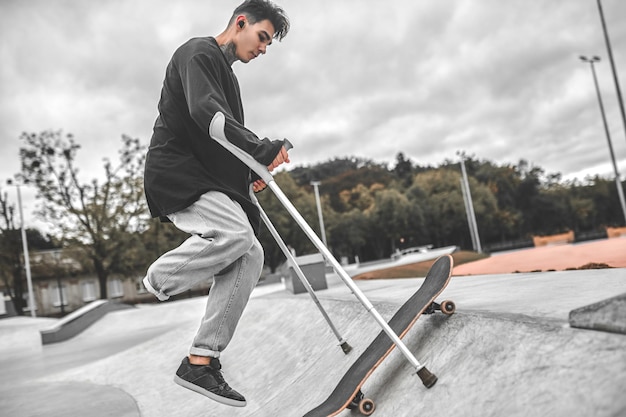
[19,131,149,299]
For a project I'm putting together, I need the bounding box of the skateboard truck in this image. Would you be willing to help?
[348,390,376,415]
[425,300,456,315]
[209,112,433,386]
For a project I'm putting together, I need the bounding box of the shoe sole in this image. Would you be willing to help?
[174,375,247,408]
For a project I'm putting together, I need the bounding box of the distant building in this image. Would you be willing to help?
[1,248,211,317]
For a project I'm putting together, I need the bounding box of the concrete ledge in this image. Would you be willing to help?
[606,226,626,238]
[532,231,574,247]
[569,292,626,335]
[40,300,134,345]
[286,253,328,294]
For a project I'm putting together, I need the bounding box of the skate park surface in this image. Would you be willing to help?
[1,238,625,416]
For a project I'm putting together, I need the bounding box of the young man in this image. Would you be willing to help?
[142,0,290,408]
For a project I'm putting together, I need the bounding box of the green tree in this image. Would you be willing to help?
[393,152,414,187]
[367,188,412,256]
[256,172,320,271]
[19,131,149,299]
[327,208,368,261]
[409,169,467,247]
[409,168,497,249]
[337,183,375,212]
[321,165,394,212]
[583,176,626,227]
[402,184,429,247]
[289,157,383,187]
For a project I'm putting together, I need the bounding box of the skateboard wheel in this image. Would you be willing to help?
[359,398,376,415]
[440,300,456,315]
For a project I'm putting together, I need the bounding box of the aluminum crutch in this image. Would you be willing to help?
[209,112,437,387]
[253,192,352,354]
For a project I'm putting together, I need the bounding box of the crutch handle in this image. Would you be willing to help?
[209,112,291,184]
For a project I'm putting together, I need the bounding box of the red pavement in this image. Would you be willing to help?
[453,237,626,276]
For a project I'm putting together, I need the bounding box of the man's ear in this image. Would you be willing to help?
[236,15,246,29]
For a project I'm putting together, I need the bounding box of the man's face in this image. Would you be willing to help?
[236,19,275,63]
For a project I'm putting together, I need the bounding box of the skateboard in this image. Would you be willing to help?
[303,255,455,416]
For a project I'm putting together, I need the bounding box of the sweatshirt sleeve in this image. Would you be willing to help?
[180,49,284,167]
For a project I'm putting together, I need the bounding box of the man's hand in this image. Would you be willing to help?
[253,145,290,193]
[252,179,267,192]
[267,146,290,172]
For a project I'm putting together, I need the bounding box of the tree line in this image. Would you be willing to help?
[257,152,625,270]
[1,131,624,312]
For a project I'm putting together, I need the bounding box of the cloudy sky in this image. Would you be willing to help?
[1,0,626,229]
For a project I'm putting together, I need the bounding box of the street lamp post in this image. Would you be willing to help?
[7,179,36,317]
[580,55,626,224]
[596,0,626,148]
[457,152,482,253]
[310,181,328,247]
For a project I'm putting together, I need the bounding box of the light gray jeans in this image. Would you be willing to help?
[144,191,264,358]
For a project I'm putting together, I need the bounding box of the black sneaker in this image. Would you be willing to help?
[174,357,246,407]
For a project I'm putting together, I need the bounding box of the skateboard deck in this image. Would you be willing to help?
[303,254,455,416]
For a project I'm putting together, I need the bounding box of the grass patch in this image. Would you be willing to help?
[353,251,489,280]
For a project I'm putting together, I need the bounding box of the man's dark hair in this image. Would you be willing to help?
[231,0,290,41]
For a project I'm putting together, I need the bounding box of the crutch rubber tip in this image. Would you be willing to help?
[417,366,438,388]
[340,342,353,354]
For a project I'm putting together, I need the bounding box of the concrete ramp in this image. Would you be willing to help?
[40,300,134,344]
[354,311,626,416]
[38,280,626,417]
[39,294,387,416]
[246,297,626,416]
[569,292,626,335]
